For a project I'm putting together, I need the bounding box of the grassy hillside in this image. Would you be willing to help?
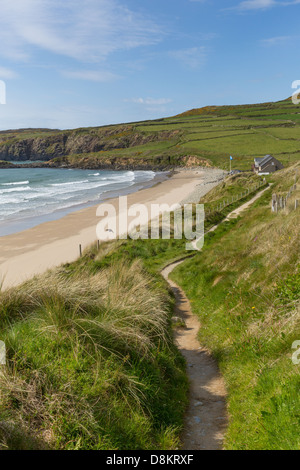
[0,171,262,451]
[0,258,188,450]
[135,98,300,170]
[171,162,300,449]
[0,160,299,450]
[1,97,300,170]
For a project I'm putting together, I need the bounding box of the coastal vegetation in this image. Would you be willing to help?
[0,96,299,450]
[1,98,300,171]
[0,162,299,449]
[0,260,188,450]
[171,162,300,449]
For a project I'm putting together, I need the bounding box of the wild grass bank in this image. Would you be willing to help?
[171,163,300,449]
[0,260,188,450]
[1,162,299,450]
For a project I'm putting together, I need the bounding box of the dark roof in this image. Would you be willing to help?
[260,155,273,166]
[254,155,273,167]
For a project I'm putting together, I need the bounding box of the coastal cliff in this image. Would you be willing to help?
[0,126,181,163]
[0,124,212,170]
[0,155,211,171]
[0,160,15,168]
[2,97,297,171]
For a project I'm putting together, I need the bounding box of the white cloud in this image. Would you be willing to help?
[236,0,300,10]
[124,97,173,116]
[62,70,119,82]
[127,98,172,106]
[0,102,107,130]
[261,35,298,45]
[237,0,276,9]
[169,47,206,68]
[0,0,162,62]
[0,67,18,79]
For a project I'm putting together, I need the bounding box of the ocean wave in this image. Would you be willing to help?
[0,169,157,227]
[0,186,31,194]
[1,180,29,186]
[50,180,89,186]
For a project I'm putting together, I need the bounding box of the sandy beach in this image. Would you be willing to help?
[0,168,224,289]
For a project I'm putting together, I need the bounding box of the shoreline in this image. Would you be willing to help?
[0,168,224,290]
[0,170,169,237]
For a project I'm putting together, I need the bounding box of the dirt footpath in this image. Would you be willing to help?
[161,185,272,449]
[161,261,227,451]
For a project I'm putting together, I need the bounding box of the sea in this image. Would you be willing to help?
[0,165,159,236]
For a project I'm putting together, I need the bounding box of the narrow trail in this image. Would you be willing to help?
[161,185,272,450]
[161,261,227,450]
[225,184,271,220]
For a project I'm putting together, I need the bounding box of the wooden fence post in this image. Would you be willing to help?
[272,194,277,213]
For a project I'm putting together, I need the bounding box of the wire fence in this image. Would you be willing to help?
[271,175,299,214]
[205,179,267,216]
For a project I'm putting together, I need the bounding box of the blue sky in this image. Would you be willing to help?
[0,0,299,130]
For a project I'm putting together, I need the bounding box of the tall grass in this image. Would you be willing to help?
[171,164,300,449]
[0,260,187,450]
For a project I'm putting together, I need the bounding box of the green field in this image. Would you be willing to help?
[109,98,300,170]
[1,97,300,170]
[128,99,300,170]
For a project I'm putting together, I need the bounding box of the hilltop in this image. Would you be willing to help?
[0,97,299,170]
